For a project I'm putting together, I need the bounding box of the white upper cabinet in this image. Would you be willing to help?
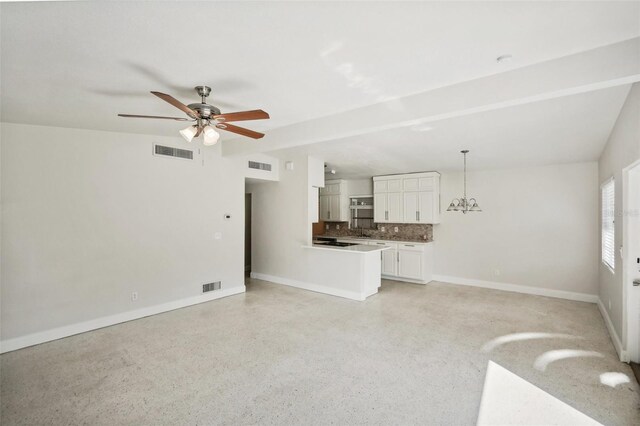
[373,172,440,224]
[319,180,349,221]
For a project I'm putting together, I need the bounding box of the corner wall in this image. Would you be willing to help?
[598,83,640,347]
[1,123,246,352]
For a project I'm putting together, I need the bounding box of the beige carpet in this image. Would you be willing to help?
[1,279,638,425]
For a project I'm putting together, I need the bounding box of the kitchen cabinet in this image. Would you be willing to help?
[372,241,398,276]
[319,180,349,222]
[373,172,440,224]
[333,238,433,284]
[402,191,436,223]
[397,245,423,280]
[374,192,402,223]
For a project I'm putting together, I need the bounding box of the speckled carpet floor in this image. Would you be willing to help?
[1,279,638,425]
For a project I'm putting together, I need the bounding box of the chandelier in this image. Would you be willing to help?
[447,150,482,214]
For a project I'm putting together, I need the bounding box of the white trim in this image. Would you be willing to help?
[598,298,629,362]
[432,275,598,303]
[250,272,365,301]
[0,286,246,354]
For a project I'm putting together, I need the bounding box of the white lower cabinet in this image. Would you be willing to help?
[372,241,398,276]
[335,238,433,284]
[397,247,423,280]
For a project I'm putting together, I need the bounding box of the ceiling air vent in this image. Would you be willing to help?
[154,144,193,160]
[248,160,272,171]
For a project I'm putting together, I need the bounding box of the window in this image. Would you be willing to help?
[601,178,615,270]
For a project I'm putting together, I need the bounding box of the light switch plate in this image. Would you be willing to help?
[214,232,222,240]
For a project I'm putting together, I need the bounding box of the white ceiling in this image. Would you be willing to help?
[1,1,639,139]
[272,85,632,177]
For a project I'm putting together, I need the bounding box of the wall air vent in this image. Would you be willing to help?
[248,160,272,171]
[202,281,222,293]
[154,144,194,160]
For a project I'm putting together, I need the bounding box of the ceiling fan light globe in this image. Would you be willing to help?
[203,126,220,146]
[179,125,197,142]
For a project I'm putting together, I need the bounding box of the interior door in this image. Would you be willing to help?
[418,191,434,223]
[403,192,419,223]
[387,192,402,222]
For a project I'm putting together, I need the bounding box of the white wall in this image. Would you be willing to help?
[598,83,640,341]
[247,153,311,280]
[1,123,246,350]
[434,162,599,298]
[346,178,373,197]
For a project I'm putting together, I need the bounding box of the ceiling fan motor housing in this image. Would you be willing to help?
[188,102,221,119]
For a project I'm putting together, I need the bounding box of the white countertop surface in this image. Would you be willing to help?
[329,237,432,245]
[304,244,390,253]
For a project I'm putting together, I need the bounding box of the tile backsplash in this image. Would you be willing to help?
[317,222,433,242]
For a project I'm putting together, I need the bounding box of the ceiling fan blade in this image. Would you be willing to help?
[150,91,199,118]
[217,123,265,139]
[118,114,190,121]
[214,109,269,122]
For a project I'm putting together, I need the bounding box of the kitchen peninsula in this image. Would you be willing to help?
[301,241,389,300]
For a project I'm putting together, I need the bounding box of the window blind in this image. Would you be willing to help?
[601,179,615,270]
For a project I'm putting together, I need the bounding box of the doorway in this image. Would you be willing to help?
[623,160,640,365]
[245,193,252,274]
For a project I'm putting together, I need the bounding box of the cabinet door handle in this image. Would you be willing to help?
[404,244,415,247]
[385,211,388,220]
[417,211,420,221]
[328,211,330,219]
[416,211,418,221]
[397,251,399,262]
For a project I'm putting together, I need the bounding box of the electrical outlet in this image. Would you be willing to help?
[325,224,329,230]
[493,269,501,276]
[131,291,138,302]
[394,227,398,232]
[381,226,385,232]
[214,232,222,240]
[336,224,340,230]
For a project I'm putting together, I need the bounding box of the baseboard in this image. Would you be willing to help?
[250,272,365,301]
[0,286,246,354]
[382,275,429,285]
[432,275,598,304]
[597,298,628,362]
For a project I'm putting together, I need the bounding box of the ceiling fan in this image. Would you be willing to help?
[118,86,269,145]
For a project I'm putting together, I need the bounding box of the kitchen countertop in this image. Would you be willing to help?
[328,237,432,245]
[319,234,431,244]
[303,244,391,253]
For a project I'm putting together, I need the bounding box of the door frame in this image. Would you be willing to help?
[623,158,640,363]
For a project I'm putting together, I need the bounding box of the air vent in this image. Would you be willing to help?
[154,144,193,160]
[248,160,272,171]
[202,281,222,293]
